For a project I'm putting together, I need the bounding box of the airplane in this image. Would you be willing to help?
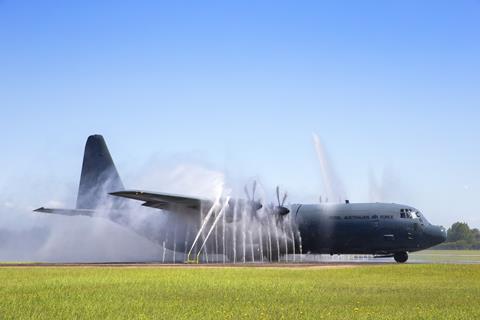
[35,135,447,263]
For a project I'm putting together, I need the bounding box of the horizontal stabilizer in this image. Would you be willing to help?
[34,207,96,217]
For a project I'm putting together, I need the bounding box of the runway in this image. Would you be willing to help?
[2,250,479,267]
[1,260,478,268]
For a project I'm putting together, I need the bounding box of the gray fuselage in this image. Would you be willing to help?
[294,202,446,255]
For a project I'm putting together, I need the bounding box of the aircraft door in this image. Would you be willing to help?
[408,220,422,241]
[404,210,421,241]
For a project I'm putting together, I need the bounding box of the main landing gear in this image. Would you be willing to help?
[394,252,408,263]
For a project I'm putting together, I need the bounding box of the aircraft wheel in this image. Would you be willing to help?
[394,252,408,263]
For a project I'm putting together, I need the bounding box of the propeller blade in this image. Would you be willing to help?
[244,185,251,201]
[276,186,281,206]
[282,192,288,207]
[252,180,257,202]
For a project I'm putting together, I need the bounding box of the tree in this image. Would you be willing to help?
[447,222,474,243]
[472,228,480,242]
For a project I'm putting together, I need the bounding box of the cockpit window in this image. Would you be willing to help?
[414,211,424,223]
[400,209,408,218]
[400,208,418,219]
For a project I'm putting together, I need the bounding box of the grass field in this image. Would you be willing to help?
[0,264,479,319]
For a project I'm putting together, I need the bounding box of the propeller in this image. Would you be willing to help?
[274,186,290,217]
[244,180,263,219]
[244,180,257,202]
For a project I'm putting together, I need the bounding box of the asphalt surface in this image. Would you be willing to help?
[2,253,480,267]
[1,260,478,268]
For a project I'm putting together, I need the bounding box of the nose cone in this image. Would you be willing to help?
[440,226,447,243]
[424,225,447,247]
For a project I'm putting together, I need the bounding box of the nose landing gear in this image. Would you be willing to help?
[394,251,408,263]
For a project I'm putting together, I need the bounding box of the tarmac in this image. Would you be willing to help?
[2,252,480,267]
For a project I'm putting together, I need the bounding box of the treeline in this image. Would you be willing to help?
[434,222,480,250]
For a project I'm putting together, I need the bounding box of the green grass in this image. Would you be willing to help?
[0,265,479,319]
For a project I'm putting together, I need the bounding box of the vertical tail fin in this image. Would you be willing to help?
[76,135,125,209]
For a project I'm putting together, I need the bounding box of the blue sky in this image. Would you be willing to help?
[0,0,479,227]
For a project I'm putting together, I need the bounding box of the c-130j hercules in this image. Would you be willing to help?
[35,135,446,263]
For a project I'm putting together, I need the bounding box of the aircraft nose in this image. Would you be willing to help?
[433,226,447,244]
[425,225,447,246]
[440,226,447,242]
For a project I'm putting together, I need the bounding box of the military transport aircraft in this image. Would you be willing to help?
[35,135,446,263]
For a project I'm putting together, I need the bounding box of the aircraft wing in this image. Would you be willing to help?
[110,190,211,211]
